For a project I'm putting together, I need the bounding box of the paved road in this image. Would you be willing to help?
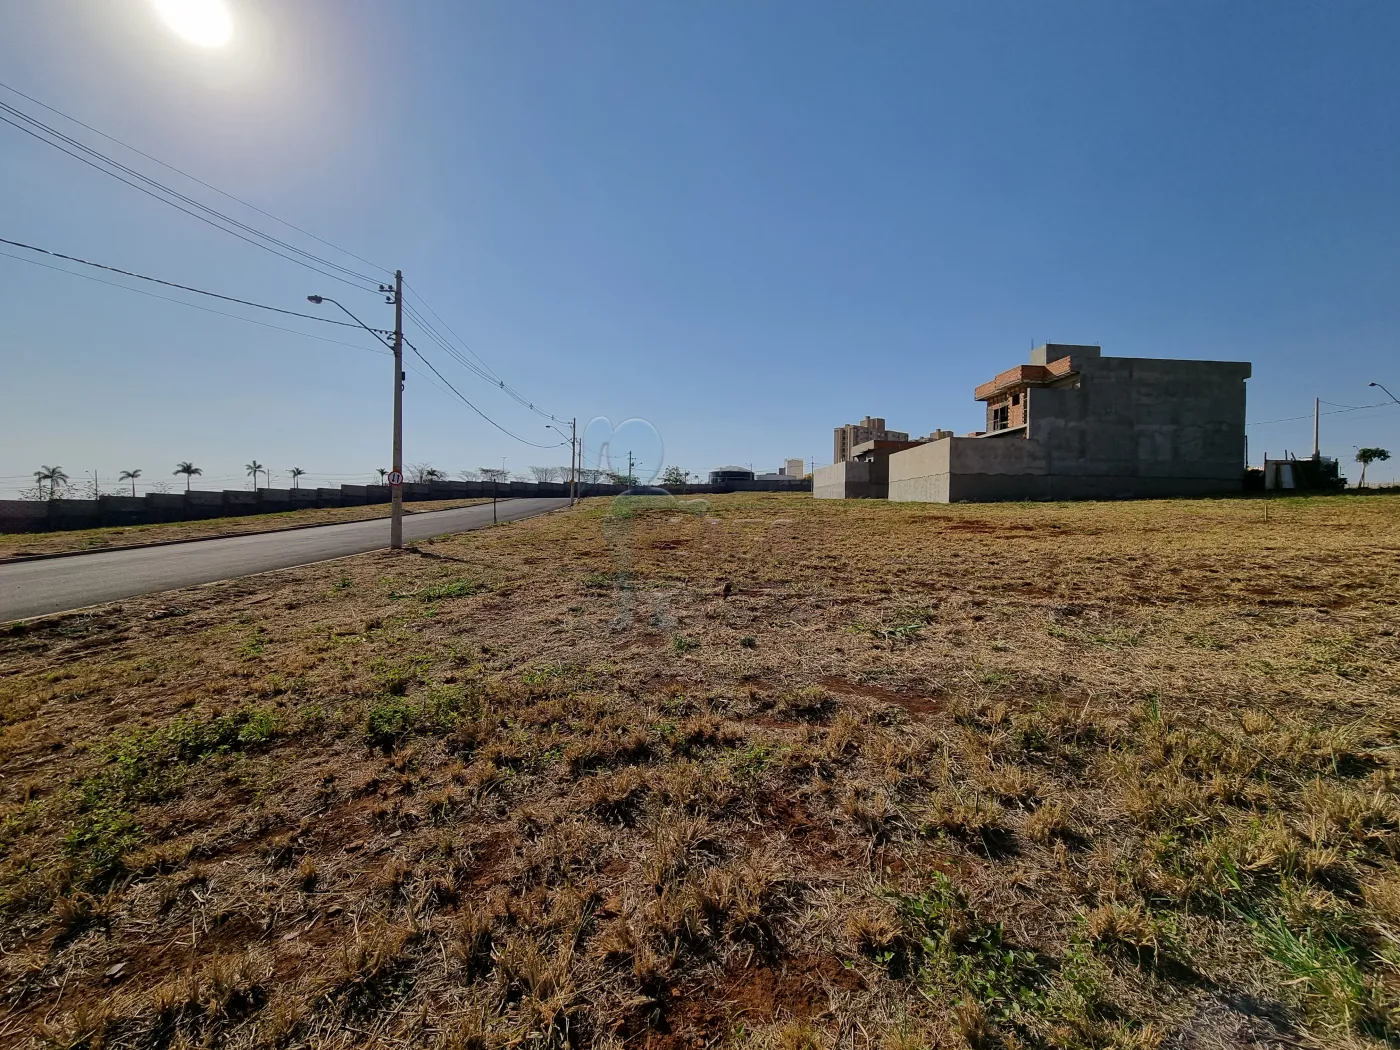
[0,498,569,622]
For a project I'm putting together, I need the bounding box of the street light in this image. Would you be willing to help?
[1370,382,1400,406]
[546,420,578,505]
[307,281,406,548]
[306,295,391,346]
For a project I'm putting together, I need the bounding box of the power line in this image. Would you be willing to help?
[400,286,565,422]
[0,79,392,279]
[0,249,390,356]
[1248,400,1399,427]
[0,96,381,287]
[402,281,506,383]
[1319,398,1391,411]
[401,302,515,393]
[402,336,567,449]
[401,298,566,423]
[0,84,568,427]
[0,236,392,333]
[0,104,380,293]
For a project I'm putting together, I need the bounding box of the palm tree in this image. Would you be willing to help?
[33,465,68,501]
[1356,447,1392,488]
[174,461,202,491]
[246,460,264,490]
[119,469,142,496]
[289,467,306,489]
[377,468,388,484]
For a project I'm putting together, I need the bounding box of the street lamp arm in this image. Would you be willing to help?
[307,295,395,350]
[1370,382,1400,406]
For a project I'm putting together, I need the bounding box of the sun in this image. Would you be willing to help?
[151,0,233,48]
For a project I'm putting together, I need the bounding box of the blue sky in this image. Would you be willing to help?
[2,0,1398,494]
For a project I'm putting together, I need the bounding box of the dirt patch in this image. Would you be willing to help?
[720,955,862,1020]
[943,520,1038,534]
[648,956,864,1048]
[819,676,944,716]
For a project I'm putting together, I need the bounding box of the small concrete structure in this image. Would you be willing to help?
[813,438,928,499]
[883,344,1250,502]
[1263,456,1342,491]
[814,459,888,500]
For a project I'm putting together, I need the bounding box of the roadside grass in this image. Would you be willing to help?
[0,497,491,560]
[0,492,1398,1048]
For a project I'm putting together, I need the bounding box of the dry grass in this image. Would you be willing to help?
[0,498,490,560]
[1,491,1399,1048]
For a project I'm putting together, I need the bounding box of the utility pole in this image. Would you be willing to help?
[547,419,579,505]
[627,450,636,489]
[390,270,404,549]
[306,280,402,545]
[1312,397,1320,460]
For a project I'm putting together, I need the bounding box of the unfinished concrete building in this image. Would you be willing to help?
[816,344,1250,502]
[832,417,909,463]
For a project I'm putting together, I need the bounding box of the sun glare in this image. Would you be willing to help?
[151,0,233,48]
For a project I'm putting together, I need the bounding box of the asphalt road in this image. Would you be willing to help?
[0,498,569,623]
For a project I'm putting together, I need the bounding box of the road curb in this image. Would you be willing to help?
[0,500,510,564]
[0,498,573,626]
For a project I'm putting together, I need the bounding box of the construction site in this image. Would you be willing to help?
[817,344,1253,502]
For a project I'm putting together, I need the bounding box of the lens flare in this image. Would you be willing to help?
[151,0,233,48]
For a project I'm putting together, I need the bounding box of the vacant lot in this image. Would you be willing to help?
[0,499,490,561]
[2,493,1398,1049]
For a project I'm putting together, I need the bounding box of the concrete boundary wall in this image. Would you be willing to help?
[0,478,810,534]
[887,434,1243,502]
[814,461,887,499]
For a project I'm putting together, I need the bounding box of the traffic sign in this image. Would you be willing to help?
[387,471,404,486]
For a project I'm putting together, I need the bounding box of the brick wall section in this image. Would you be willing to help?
[973,356,1075,401]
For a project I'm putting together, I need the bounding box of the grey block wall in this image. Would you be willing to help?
[0,477,811,534]
[888,355,1250,503]
[1028,357,1249,484]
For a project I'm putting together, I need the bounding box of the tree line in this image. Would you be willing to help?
[22,461,315,501]
[18,461,718,501]
[405,464,683,487]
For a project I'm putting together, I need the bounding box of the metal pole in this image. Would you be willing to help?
[391,270,404,550]
[1312,397,1320,459]
[570,417,577,505]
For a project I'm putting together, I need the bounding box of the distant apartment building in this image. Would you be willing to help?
[757,459,807,484]
[832,417,909,463]
[817,344,1250,502]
